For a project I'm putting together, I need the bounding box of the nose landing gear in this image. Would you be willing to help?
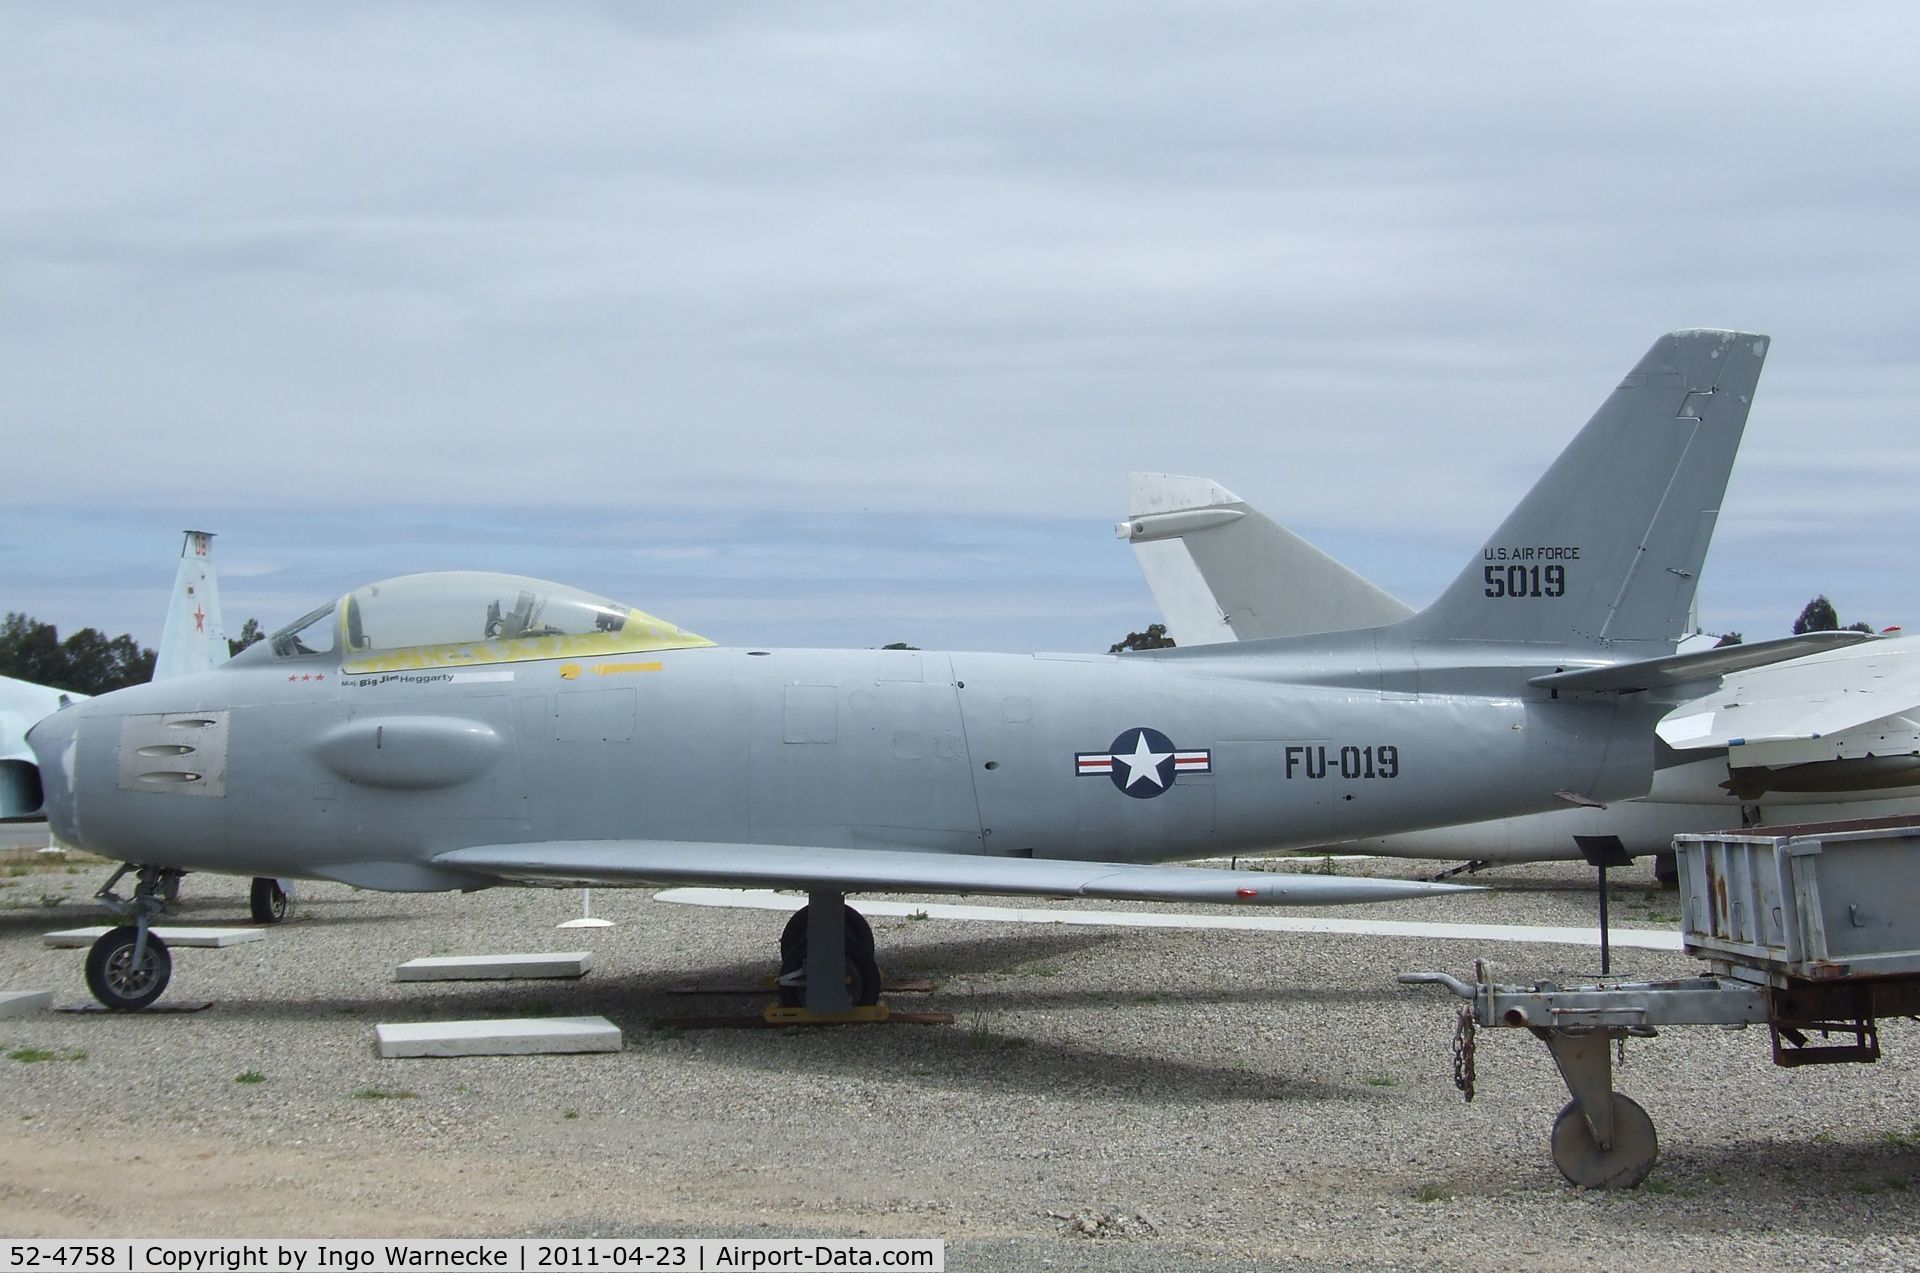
[84,925,172,1011]
[86,864,184,1010]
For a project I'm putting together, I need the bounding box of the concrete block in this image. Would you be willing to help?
[0,991,52,1018]
[374,1015,623,1058]
[395,952,592,982]
[41,926,265,949]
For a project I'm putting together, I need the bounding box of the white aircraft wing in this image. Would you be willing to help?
[433,840,1476,905]
[1658,637,1920,749]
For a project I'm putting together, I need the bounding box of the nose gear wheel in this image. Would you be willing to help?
[84,925,173,1011]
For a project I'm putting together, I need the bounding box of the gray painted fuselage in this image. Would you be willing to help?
[32,637,1649,889]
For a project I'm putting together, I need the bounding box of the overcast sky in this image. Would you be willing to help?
[5,4,1917,654]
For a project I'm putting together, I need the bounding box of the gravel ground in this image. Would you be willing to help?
[3,849,1918,1269]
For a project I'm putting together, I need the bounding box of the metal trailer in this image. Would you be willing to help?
[1403,820,1920,1188]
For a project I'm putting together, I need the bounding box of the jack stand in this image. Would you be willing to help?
[558,888,614,929]
[803,889,853,1015]
[1574,835,1633,977]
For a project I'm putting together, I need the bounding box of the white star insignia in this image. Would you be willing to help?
[1114,730,1172,789]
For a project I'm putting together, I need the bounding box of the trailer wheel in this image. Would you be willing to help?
[1550,1092,1658,1189]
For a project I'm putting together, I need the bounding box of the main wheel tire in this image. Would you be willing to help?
[1550,1093,1658,1189]
[249,877,291,924]
[1652,852,1679,889]
[779,904,875,964]
[84,926,173,1011]
[771,917,883,1013]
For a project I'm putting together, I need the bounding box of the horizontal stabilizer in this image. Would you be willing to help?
[1529,630,1873,694]
[434,840,1478,906]
[1658,636,1920,749]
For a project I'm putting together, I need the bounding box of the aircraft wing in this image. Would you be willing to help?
[1529,630,1874,694]
[432,840,1476,905]
[1657,636,1920,749]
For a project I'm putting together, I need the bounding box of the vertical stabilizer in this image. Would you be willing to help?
[154,530,228,680]
[1118,473,1413,645]
[1407,330,1767,656]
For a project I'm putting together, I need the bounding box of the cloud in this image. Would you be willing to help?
[4,5,1919,651]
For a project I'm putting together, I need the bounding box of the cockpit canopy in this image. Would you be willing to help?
[268,572,714,673]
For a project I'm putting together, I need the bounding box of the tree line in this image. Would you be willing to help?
[0,612,155,696]
[0,612,267,697]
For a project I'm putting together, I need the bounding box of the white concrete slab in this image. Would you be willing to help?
[0,991,53,1018]
[375,1015,622,1058]
[395,952,592,982]
[654,887,1687,952]
[41,926,265,949]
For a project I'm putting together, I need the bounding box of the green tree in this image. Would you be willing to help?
[1713,631,1744,647]
[1792,596,1839,635]
[1109,623,1176,653]
[0,612,155,695]
[880,641,920,651]
[1846,620,1876,634]
[229,617,265,657]
[0,613,64,686]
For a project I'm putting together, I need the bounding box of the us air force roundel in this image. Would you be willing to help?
[1074,727,1211,799]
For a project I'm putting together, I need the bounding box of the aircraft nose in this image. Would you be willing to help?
[24,703,84,839]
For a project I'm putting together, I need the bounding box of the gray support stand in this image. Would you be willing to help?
[804,890,852,1015]
[1534,1026,1617,1147]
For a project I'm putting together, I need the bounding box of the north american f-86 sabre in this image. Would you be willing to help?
[32,330,1772,1013]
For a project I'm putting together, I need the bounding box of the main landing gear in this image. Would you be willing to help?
[249,877,292,924]
[773,892,884,1018]
[86,865,183,1010]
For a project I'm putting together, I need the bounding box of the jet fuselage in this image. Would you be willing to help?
[30,639,1649,889]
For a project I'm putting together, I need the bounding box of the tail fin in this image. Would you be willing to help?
[154,530,229,680]
[1406,329,1767,655]
[1117,473,1412,644]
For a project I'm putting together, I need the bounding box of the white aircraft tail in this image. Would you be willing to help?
[1117,473,1412,645]
[154,530,228,681]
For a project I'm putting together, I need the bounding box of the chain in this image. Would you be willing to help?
[1451,1004,1476,1103]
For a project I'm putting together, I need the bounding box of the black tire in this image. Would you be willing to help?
[250,877,290,924]
[84,926,172,1011]
[1549,1093,1658,1189]
[1652,852,1679,889]
[779,904,874,964]
[775,910,883,1012]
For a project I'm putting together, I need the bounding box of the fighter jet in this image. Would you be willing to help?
[33,330,1776,1012]
[1118,428,1910,877]
[1,530,231,822]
